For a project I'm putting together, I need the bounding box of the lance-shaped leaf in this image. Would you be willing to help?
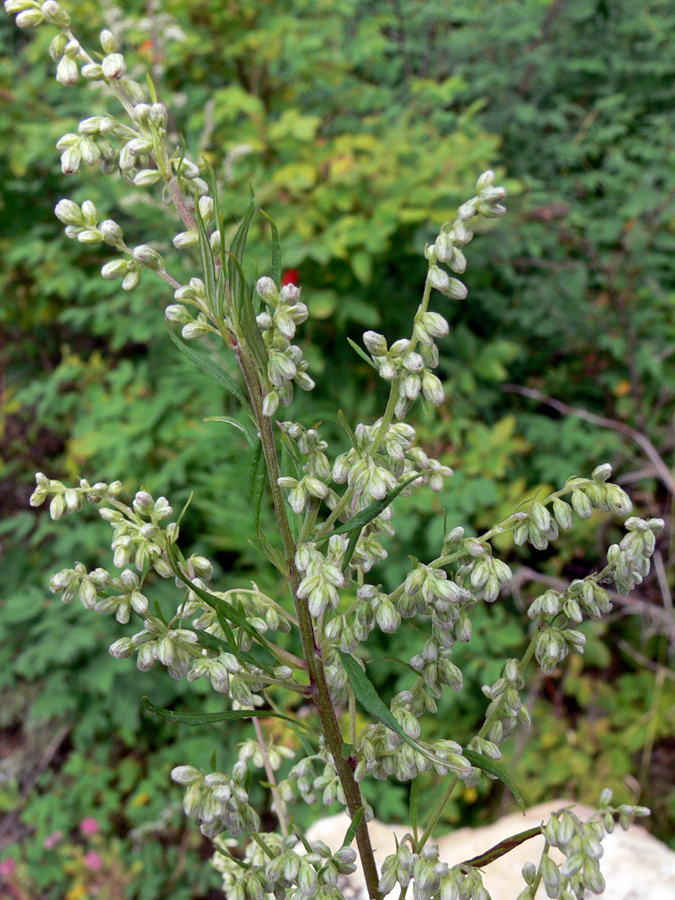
[342,807,365,848]
[143,696,313,730]
[260,208,283,288]
[462,750,525,813]
[347,337,379,370]
[228,248,269,373]
[249,439,267,535]
[315,472,422,547]
[204,415,257,446]
[165,542,275,674]
[167,326,252,413]
[193,198,217,314]
[459,825,542,868]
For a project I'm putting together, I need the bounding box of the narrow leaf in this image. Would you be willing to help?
[459,825,542,868]
[462,749,525,813]
[167,326,251,412]
[410,778,420,841]
[204,416,257,446]
[342,807,365,848]
[347,337,379,370]
[338,650,422,757]
[260,208,282,288]
[249,439,267,534]
[337,408,358,449]
[143,696,312,729]
[341,527,361,573]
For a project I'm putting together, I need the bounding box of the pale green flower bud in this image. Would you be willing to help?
[256,276,278,304]
[77,229,102,244]
[49,32,67,61]
[15,8,44,27]
[109,637,135,658]
[54,198,82,226]
[172,230,199,248]
[133,245,164,270]
[476,170,495,192]
[262,390,279,417]
[422,371,444,405]
[102,53,126,80]
[592,463,612,482]
[100,29,117,54]
[41,1,69,27]
[149,103,168,128]
[81,63,104,81]
[133,169,162,186]
[56,55,78,86]
[182,321,210,340]
[429,265,450,292]
[531,501,552,533]
[552,497,573,530]
[171,764,202,785]
[165,304,192,324]
[49,493,65,520]
[101,259,128,280]
[5,1,39,14]
[571,489,593,518]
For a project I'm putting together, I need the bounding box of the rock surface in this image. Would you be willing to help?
[305,800,675,899]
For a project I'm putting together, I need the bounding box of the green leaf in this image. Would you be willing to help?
[316,472,422,546]
[342,807,365,848]
[143,696,313,729]
[249,439,267,534]
[210,747,218,771]
[261,208,282,288]
[337,409,358,449]
[166,326,252,412]
[229,190,255,309]
[347,337,379,370]
[462,750,525,813]
[337,649,422,757]
[410,777,420,841]
[204,415,257,446]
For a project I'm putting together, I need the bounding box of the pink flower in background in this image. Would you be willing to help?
[0,857,17,876]
[83,851,103,872]
[44,831,63,850]
[79,817,100,837]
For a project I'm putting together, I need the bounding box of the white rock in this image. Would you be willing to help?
[305,800,675,899]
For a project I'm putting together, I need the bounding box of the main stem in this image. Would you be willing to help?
[236,344,381,900]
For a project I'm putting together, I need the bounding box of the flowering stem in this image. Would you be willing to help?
[235,341,381,899]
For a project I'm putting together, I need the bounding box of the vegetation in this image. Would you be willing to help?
[0,2,673,898]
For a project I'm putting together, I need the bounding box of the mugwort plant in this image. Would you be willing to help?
[6,3,659,898]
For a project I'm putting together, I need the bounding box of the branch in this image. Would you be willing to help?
[502,384,675,495]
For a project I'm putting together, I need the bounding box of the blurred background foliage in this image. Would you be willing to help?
[1,0,674,896]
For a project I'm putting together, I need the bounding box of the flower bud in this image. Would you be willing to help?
[56,55,79,87]
[256,276,279,304]
[99,220,124,248]
[102,53,126,80]
[172,230,199,248]
[101,259,128,280]
[134,169,162,187]
[82,63,105,80]
[41,1,69,27]
[16,8,45,27]
[182,321,211,340]
[49,32,68,61]
[132,245,164,270]
[428,265,450,292]
[54,198,82,226]
[100,29,117,54]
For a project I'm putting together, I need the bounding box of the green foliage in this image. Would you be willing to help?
[1,2,674,897]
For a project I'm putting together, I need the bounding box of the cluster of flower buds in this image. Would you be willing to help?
[212,830,357,900]
[454,538,514,603]
[362,331,446,418]
[30,472,123,519]
[607,515,664,595]
[166,277,217,339]
[254,276,314,416]
[109,614,200,679]
[379,835,491,900]
[425,169,506,304]
[517,794,650,900]
[479,657,530,748]
[513,466,632,551]
[238,737,295,771]
[6,1,69,32]
[410,640,463,699]
[171,762,260,839]
[295,538,347,618]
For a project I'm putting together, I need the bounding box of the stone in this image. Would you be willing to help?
[304,800,675,899]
